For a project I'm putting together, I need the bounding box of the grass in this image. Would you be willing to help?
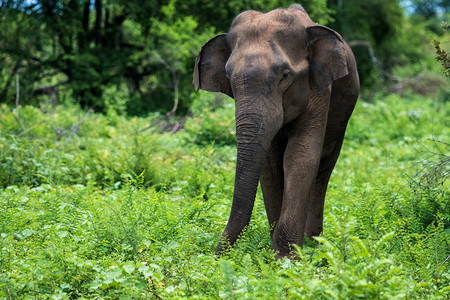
[0,93,449,299]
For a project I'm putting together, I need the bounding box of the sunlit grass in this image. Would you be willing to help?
[0,94,448,298]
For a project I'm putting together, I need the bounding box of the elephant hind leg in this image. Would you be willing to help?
[305,133,346,239]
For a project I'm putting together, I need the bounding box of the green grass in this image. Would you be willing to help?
[0,93,449,299]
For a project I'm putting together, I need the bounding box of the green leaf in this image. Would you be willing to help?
[90,279,103,290]
[350,236,370,258]
[123,264,135,274]
[57,231,69,238]
[21,228,34,238]
[374,232,395,252]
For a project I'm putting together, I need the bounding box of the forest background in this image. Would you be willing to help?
[0,0,449,299]
[0,0,449,115]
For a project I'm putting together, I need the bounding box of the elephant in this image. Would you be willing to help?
[193,4,359,259]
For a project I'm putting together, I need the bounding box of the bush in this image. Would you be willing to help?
[0,93,449,298]
[185,93,236,146]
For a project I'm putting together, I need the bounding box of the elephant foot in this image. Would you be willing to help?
[305,229,322,240]
[304,217,323,239]
[274,250,301,261]
[272,238,303,261]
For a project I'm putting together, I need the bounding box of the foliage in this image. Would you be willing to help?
[432,21,450,77]
[328,0,416,93]
[170,0,335,33]
[0,0,211,114]
[1,0,446,114]
[0,92,449,298]
[0,0,335,115]
[185,93,236,146]
[410,0,449,19]
[434,39,450,76]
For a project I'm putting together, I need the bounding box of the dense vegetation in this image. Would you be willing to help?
[0,0,449,114]
[1,0,449,299]
[0,92,449,298]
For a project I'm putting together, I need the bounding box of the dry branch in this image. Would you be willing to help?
[65,107,93,143]
[348,40,400,81]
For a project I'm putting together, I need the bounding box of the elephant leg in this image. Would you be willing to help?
[271,104,329,258]
[260,133,287,239]
[305,133,346,238]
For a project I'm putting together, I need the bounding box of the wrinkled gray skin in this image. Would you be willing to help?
[193,4,359,259]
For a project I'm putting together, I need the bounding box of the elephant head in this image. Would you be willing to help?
[193,4,352,255]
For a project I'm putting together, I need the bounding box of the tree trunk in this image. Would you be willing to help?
[95,0,102,45]
[79,0,90,49]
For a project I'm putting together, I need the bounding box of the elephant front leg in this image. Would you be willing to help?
[260,134,288,239]
[271,143,321,259]
[271,103,329,259]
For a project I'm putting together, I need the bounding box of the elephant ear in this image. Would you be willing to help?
[193,33,233,98]
[307,25,349,96]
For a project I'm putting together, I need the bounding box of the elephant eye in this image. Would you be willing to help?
[280,70,290,82]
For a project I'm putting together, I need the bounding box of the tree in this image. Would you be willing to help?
[0,0,444,114]
[326,0,407,91]
[412,0,449,18]
[0,0,337,115]
[0,1,44,103]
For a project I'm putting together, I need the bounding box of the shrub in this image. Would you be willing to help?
[185,93,236,146]
[1,93,449,298]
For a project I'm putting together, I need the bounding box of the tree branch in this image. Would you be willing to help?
[65,107,93,143]
[348,40,400,81]
[15,73,20,108]
[152,51,179,116]
[13,72,23,134]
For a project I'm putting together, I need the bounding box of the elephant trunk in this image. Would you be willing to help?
[216,95,283,254]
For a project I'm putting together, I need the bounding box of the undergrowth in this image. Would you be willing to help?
[0,93,449,299]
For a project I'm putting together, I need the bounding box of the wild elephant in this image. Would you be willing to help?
[193,4,359,259]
